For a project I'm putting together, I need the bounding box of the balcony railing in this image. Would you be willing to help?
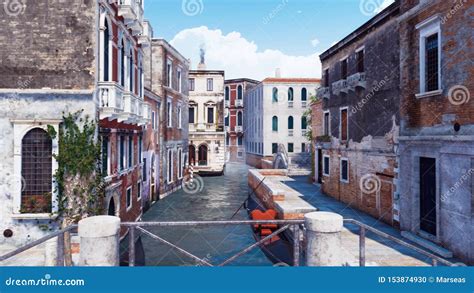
[99,82,124,120]
[235,99,243,107]
[288,129,294,137]
[316,87,330,99]
[301,101,307,108]
[332,79,348,96]
[235,126,243,133]
[118,91,140,124]
[118,0,144,36]
[224,126,230,133]
[302,129,308,136]
[224,100,230,108]
[288,101,294,108]
[347,72,367,91]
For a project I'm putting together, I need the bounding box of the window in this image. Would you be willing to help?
[167,101,172,127]
[324,68,329,87]
[272,143,278,154]
[288,87,294,101]
[341,59,348,80]
[272,87,278,103]
[225,86,230,101]
[126,187,132,210]
[21,128,53,214]
[102,20,110,81]
[142,158,147,182]
[301,116,308,130]
[178,149,183,179]
[340,108,348,141]
[238,136,243,146]
[226,135,230,146]
[138,63,143,98]
[340,158,349,183]
[323,155,330,176]
[417,16,441,94]
[272,116,278,132]
[178,105,182,129]
[119,136,125,171]
[177,68,182,92]
[324,111,330,136]
[167,61,172,88]
[301,88,307,101]
[138,136,143,163]
[288,116,294,130]
[207,107,214,124]
[207,78,214,91]
[128,136,133,168]
[237,111,243,126]
[167,149,173,183]
[224,114,229,126]
[120,39,125,87]
[152,111,157,130]
[189,107,195,124]
[101,136,110,176]
[189,78,195,91]
[357,49,364,73]
[287,143,294,153]
[137,182,142,200]
[302,143,306,153]
[237,85,243,99]
[129,49,134,92]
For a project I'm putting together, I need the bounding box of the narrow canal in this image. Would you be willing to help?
[141,163,272,266]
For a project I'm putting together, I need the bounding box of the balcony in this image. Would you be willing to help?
[332,80,348,96]
[138,20,153,46]
[137,102,151,126]
[302,129,308,136]
[347,72,367,90]
[225,126,230,133]
[118,91,140,124]
[118,0,144,36]
[301,101,307,108]
[316,87,330,99]
[288,129,294,137]
[288,101,294,108]
[224,100,230,108]
[235,126,243,133]
[235,99,243,107]
[98,82,124,120]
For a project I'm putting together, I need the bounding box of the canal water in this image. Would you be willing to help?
[141,163,273,266]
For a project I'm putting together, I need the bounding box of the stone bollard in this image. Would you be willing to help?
[78,216,120,266]
[305,212,343,266]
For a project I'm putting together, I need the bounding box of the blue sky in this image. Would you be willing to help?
[144,0,394,79]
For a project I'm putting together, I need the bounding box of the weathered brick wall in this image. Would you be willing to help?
[311,100,323,139]
[0,0,96,89]
[399,0,474,134]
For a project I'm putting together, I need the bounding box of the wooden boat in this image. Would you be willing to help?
[245,194,293,266]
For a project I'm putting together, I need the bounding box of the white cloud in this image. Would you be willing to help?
[311,38,320,48]
[169,26,321,80]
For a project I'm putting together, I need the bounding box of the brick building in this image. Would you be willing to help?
[314,2,401,226]
[397,0,474,264]
[188,58,226,175]
[149,39,190,198]
[0,0,151,246]
[224,78,259,163]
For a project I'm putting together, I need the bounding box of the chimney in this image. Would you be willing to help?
[275,68,281,78]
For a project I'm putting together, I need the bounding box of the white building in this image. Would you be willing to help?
[188,62,226,175]
[244,77,320,168]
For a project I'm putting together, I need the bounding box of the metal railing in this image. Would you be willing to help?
[0,225,77,266]
[122,220,305,267]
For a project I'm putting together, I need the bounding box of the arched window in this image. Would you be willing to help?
[272,116,278,132]
[103,20,110,81]
[301,116,308,129]
[272,87,278,103]
[288,116,294,130]
[237,111,243,126]
[288,87,294,101]
[21,128,52,214]
[129,49,134,92]
[189,145,196,166]
[198,144,208,166]
[237,85,243,100]
[120,39,125,87]
[301,88,307,101]
[225,86,230,101]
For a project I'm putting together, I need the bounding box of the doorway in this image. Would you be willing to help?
[198,144,208,166]
[108,197,116,216]
[317,149,323,184]
[419,157,436,236]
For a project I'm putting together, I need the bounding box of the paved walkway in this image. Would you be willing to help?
[282,176,450,266]
[0,245,46,266]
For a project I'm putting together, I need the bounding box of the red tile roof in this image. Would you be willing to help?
[262,78,321,83]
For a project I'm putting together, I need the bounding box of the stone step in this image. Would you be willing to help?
[401,231,453,258]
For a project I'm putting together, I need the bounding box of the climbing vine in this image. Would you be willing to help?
[47,111,106,227]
